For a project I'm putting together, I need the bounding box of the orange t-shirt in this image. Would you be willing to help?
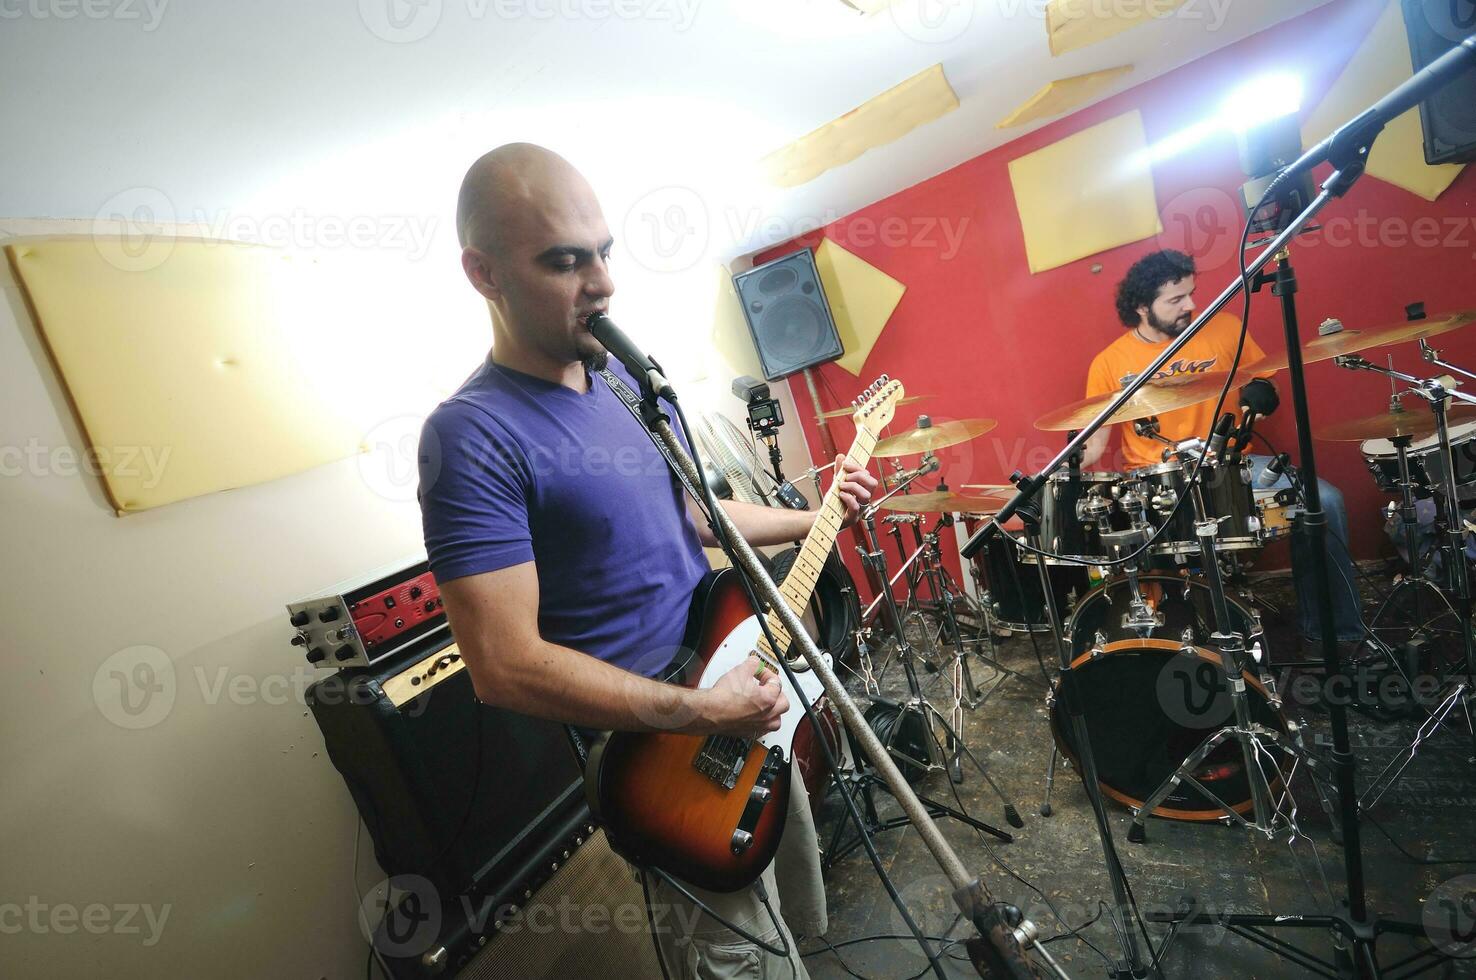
[1085,313,1267,470]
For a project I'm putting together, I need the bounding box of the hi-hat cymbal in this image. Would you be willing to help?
[817,394,932,419]
[877,490,1008,514]
[873,418,997,457]
[1315,403,1476,442]
[1256,310,1476,371]
[1035,364,1272,432]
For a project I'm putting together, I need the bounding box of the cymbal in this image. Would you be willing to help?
[873,418,997,457]
[1256,310,1476,371]
[1315,403,1476,442]
[1035,364,1272,432]
[817,394,932,419]
[877,490,1008,514]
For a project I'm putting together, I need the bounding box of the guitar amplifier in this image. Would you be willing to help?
[308,630,592,947]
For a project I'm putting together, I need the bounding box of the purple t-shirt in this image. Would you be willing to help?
[417,358,709,678]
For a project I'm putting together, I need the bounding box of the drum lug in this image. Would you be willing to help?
[1180,627,1197,651]
[1091,631,1108,656]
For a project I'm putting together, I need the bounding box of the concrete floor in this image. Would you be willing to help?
[796,569,1476,980]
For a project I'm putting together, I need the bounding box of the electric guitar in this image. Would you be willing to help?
[584,377,902,892]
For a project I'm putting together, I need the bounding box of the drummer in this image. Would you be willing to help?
[1079,248,1364,650]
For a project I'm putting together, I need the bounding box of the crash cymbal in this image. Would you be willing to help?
[1256,310,1476,371]
[817,394,932,419]
[877,490,1009,513]
[1315,403,1476,442]
[873,418,997,457]
[1035,364,1273,432]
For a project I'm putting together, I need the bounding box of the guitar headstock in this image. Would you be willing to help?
[851,376,905,436]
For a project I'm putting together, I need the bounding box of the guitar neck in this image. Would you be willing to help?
[757,429,878,660]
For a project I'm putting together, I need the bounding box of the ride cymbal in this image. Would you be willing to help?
[1315,403,1476,442]
[877,490,1008,513]
[873,418,997,457]
[1255,310,1476,372]
[1035,365,1272,432]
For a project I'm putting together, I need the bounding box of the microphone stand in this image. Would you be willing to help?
[631,375,1053,979]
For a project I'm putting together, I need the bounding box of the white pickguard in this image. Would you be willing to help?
[696,614,829,760]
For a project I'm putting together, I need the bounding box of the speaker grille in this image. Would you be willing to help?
[1402,0,1476,164]
[734,249,844,381]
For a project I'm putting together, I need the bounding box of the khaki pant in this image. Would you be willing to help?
[640,772,827,979]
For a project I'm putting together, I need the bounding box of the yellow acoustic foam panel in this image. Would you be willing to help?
[1303,0,1464,202]
[7,240,364,515]
[813,238,906,377]
[997,65,1135,129]
[760,64,959,188]
[1007,110,1163,274]
[1046,0,1188,56]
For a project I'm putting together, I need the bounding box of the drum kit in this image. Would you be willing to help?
[815,308,1476,849]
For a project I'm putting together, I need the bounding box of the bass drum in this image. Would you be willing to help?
[769,547,862,667]
[1049,574,1289,821]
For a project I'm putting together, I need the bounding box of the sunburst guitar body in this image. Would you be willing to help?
[584,378,902,892]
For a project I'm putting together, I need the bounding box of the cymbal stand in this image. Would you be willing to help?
[1329,358,1476,807]
[1126,454,1338,856]
[1014,498,1153,979]
[825,503,1017,863]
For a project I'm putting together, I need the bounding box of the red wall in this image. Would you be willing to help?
[761,0,1476,602]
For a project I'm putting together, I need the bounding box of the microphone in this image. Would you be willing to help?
[1207,413,1235,460]
[584,312,674,399]
[1257,452,1291,489]
[1228,411,1259,464]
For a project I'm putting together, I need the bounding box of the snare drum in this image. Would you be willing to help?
[1362,419,1476,501]
[1253,488,1297,542]
[1130,459,1259,556]
[1034,470,1130,564]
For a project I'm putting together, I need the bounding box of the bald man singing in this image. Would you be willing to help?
[417,144,873,977]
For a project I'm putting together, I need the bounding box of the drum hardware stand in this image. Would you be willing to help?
[1329,358,1476,810]
[1125,466,1340,859]
[898,509,1042,705]
[1013,498,1156,979]
[824,509,1016,864]
[854,489,1025,822]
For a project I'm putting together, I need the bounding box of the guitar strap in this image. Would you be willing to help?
[565,370,707,770]
[597,368,705,506]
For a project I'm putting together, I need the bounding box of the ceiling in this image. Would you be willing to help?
[1,0,1330,236]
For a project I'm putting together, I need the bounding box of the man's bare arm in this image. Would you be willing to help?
[1080,429,1111,469]
[440,562,786,737]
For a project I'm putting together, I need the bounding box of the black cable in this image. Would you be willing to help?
[917,704,1119,973]
[1362,804,1476,865]
[646,866,792,961]
[666,390,950,980]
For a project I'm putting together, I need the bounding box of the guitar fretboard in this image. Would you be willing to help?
[754,428,878,670]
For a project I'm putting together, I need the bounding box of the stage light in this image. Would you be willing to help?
[1218,72,1304,132]
[1136,71,1305,166]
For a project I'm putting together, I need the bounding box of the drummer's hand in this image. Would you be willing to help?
[833,454,878,530]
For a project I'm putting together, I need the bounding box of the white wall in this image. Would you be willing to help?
[0,202,810,978]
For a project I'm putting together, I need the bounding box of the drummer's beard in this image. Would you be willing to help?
[1148,307,1193,336]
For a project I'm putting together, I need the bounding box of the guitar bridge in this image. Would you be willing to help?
[731,747,782,855]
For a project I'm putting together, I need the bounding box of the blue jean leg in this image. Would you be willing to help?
[1247,454,1363,642]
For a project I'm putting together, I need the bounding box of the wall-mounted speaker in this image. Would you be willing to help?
[1400,0,1476,165]
[733,249,845,381]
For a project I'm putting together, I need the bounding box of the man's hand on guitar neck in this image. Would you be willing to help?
[704,655,790,740]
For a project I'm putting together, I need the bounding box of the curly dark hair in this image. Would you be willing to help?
[1115,249,1196,327]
